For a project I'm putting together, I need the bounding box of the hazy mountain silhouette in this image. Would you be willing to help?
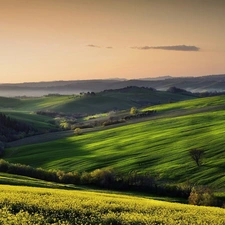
[1,74,225,97]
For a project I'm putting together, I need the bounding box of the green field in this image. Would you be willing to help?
[0,184,224,225]
[0,88,196,115]
[4,95,225,188]
[1,93,225,224]
[144,94,225,113]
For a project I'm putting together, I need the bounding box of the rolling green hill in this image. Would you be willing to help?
[4,95,225,188]
[0,87,197,115]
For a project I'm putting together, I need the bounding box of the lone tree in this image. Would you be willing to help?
[189,148,204,167]
[130,107,138,115]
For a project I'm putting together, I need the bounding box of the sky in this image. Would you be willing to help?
[0,0,225,83]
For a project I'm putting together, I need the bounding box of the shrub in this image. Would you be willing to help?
[58,171,80,184]
[74,128,82,135]
[0,141,4,157]
[188,186,215,206]
[80,171,92,184]
[90,168,115,188]
[0,159,9,172]
[130,107,138,115]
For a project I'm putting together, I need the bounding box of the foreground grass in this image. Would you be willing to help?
[0,184,224,225]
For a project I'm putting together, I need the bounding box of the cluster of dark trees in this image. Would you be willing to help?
[80,91,96,96]
[73,110,157,129]
[197,91,225,97]
[102,119,125,127]
[167,86,194,96]
[167,86,225,98]
[103,86,156,93]
[123,110,156,120]
[0,113,37,143]
[36,111,83,119]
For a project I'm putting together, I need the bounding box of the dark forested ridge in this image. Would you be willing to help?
[0,113,36,143]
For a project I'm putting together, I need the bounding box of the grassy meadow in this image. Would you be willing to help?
[0,88,196,115]
[4,95,225,188]
[0,184,225,225]
[144,94,225,113]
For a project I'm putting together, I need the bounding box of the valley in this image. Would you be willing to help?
[1,85,225,224]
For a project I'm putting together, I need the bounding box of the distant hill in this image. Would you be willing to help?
[1,74,225,97]
[0,87,197,115]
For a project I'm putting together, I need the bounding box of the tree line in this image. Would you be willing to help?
[0,159,191,201]
[0,158,220,206]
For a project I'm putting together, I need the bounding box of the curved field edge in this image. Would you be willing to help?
[0,172,80,190]
[0,184,225,225]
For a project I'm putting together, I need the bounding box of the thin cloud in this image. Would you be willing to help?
[106,46,113,49]
[87,44,101,48]
[131,45,200,51]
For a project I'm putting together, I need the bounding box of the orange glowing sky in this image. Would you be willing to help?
[0,0,225,83]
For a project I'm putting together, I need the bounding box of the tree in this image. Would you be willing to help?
[189,148,204,167]
[0,141,4,157]
[74,128,82,135]
[188,186,215,206]
[130,107,138,115]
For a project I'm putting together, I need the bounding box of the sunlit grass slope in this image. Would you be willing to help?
[0,96,75,111]
[0,185,225,225]
[4,95,225,187]
[144,95,225,113]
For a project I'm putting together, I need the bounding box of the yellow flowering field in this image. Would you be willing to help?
[0,184,225,225]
